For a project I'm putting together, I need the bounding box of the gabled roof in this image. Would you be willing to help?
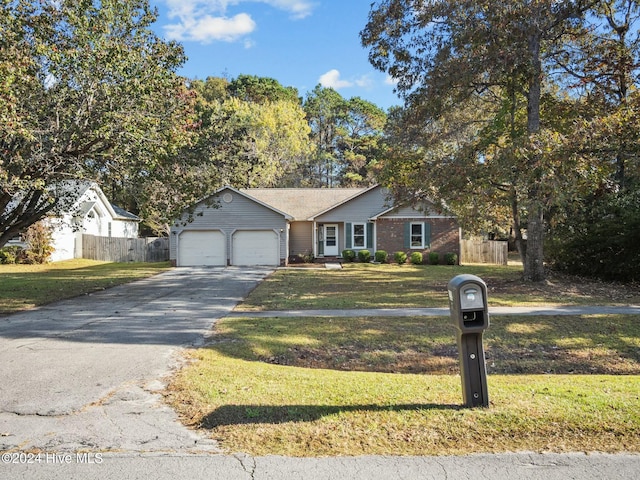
[111,204,141,222]
[306,184,383,220]
[58,180,140,222]
[216,186,293,220]
[242,188,368,221]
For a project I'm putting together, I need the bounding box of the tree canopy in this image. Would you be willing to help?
[361,0,640,281]
[0,0,193,246]
[303,85,386,187]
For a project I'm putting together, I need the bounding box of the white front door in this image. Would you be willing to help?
[324,224,339,256]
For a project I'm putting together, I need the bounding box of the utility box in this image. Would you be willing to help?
[447,274,490,408]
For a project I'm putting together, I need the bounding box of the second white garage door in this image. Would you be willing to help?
[178,230,226,266]
[232,230,279,266]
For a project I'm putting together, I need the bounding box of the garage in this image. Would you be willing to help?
[178,230,226,266]
[232,230,279,266]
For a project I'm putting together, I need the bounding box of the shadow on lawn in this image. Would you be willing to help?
[200,402,460,427]
[209,314,640,375]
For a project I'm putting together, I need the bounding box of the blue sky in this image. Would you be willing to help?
[148,0,402,110]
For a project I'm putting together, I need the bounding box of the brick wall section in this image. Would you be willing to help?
[376,218,460,262]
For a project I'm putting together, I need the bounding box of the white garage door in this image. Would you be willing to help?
[178,230,226,266]
[232,230,279,266]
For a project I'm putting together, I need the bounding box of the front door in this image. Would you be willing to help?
[323,224,339,256]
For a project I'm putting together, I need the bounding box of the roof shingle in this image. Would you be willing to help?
[242,188,367,220]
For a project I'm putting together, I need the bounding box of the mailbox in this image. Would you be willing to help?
[448,274,489,332]
[447,274,490,408]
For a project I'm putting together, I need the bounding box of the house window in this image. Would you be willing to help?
[352,223,366,248]
[410,222,424,248]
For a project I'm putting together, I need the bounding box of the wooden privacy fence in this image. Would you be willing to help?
[82,235,169,263]
[460,239,508,265]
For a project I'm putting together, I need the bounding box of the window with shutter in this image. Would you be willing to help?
[353,223,366,248]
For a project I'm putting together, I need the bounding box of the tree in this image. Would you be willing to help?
[545,0,640,280]
[228,74,301,104]
[303,86,387,187]
[185,77,312,189]
[557,0,640,189]
[0,0,192,246]
[379,94,516,238]
[303,85,348,187]
[361,0,597,281]
[338,97,387,186]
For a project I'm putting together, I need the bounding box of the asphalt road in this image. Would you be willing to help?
[1,266,638,479]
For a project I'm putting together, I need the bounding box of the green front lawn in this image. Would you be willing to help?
[168,313,640,456]
[168,263,640,456]
[0,259,171,314]
[238,263,640,310]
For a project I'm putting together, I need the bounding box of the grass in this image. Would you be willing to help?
[167,313,640,456]
[0,259,171,314]
[238,263,640,311]
[201,315,640,375]
[167,262,640,456]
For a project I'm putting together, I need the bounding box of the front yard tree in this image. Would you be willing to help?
[0,0,192,247]
[361,0,596,281]
[546,0,640,280]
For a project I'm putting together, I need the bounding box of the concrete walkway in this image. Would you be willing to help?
[231,305,640,318]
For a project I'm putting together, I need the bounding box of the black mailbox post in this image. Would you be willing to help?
[447,274,490,408]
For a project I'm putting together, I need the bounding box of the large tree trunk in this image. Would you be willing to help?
[510,188,526,265]
[523,199,546,282]
[523,30,546,282]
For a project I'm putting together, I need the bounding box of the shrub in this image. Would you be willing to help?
[410,251,423,265]
[298,251,314,263]
[0,246,22,264]
[374,250,388,263]
[444,252,458,265]
[394,251,407,264]
[357,249,371,263]
[342,249,356,262]
[23,221,55,264]
[429,252,440,265]
[547,189,640,282]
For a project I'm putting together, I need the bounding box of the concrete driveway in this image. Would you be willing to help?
[0,266,273,453]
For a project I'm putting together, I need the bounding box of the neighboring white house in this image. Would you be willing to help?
[45,181,140,262]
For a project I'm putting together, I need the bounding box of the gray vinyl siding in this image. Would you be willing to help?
[170,189,287,263]
[314,186,391,223]
[289,221,313,256]
[315,187,389,253]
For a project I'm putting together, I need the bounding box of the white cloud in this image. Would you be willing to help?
[161,0,315,44]
[319,69,353,89]
[354,75,373,88]
[319,70,373,91]
[263,0,315,19]
[166,13,256,43]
